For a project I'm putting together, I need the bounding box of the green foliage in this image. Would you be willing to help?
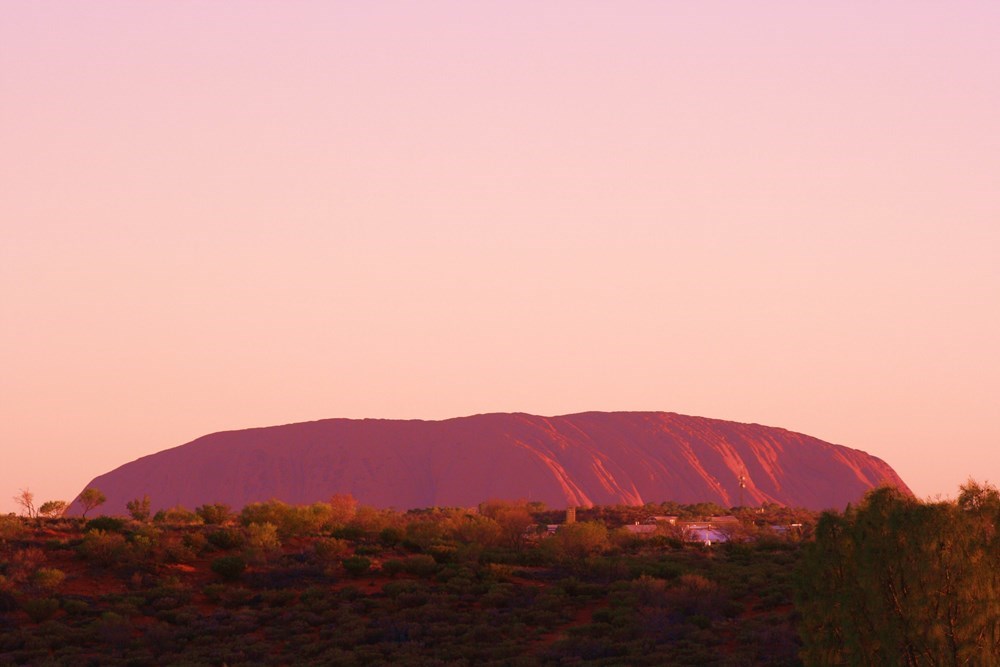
[210,555,247,581]
[77,487,106,518]
[631,573,669,605]
[332,525,364,540]
[796,481,1000,665]
[478,500,534,550]
[240,500,289,530]
[546,521,610,562]
[379,526,403,546]
[96,611,132,647]
[665,574,732,621]
[62,598,89,616]
[380,558,405,577]
[28,567,66,593]
[400,554,439,577]
[126,495,152,522]
[195,502,231,525]
[6,546,47,584]
[245,521,281,552]
[342,555,371,577]
[155,506,201,525]
[182,530,208,554]
[353,544,379,558]
[78,529,128,565]
[0,514,24,541]
[128,534,155,564]
[313,537,350,562]
[240,500,334,538]
[451,513,503,547]
[0,497,813,665]
[38,500,67,518]
[155,532,196,564]
[426,543,457,563]
[85,516,125,533]
[347,505,396,535]
[22,597,60,623]
[206,527,245,550]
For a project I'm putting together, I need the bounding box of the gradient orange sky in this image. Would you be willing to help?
[3,3,998,513]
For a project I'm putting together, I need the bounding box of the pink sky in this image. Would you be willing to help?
[2,2,998,514]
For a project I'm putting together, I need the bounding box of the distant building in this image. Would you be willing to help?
[707,515,740,525]
[768,523,803,537]
[645,515,678,525]
[683,526,729,546]
[676,516,741,546]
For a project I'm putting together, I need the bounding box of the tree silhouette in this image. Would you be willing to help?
[38,500,67,518]
[796,481,1000,665]
[78,488,106,518]
[126,495,151,522]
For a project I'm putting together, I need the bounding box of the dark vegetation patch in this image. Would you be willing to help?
[0,498,823,665]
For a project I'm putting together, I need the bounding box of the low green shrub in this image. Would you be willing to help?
[342,556,371,577]
[314,537,350,561]
[202,583,227,603]
[245,522,281,552]
[379,526,403,546]
[160,534,197,564]
[154,506,201,525]
[29,567,66,593]
[62,598,90,616]
[85,516,126,533]
[206,528,245,550]
[210,555,246,581]
[381,559,405,577]
[23,597,60,622]
[195,503,231,525]
[78,529,128,565]
[331,526,363,541]
[0,514,25,541]
[401,554,439,577]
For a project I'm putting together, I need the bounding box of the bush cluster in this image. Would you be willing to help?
[0,494,827,665]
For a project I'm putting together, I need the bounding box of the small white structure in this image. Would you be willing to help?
[683,526,729,546]
[769,523,803,537]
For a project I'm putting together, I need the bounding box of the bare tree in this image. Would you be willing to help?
[13,488,36,518]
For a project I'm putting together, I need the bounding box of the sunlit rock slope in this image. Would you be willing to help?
[69,411,910,514]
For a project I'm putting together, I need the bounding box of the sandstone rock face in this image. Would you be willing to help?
[69,412,911,514]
